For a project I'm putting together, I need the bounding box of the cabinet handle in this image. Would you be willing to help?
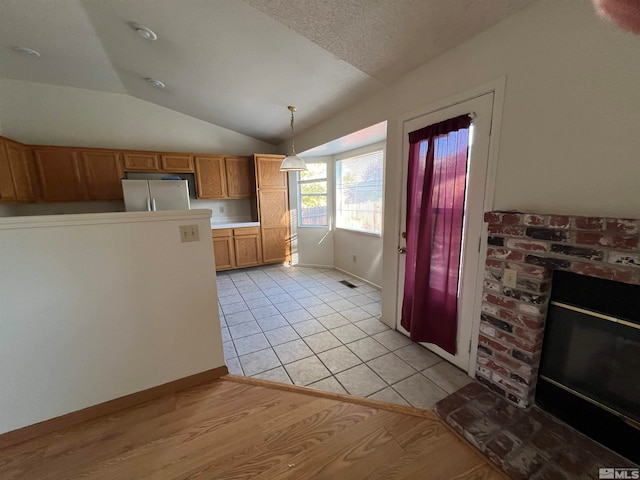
[146,197,151,211]
[151,198,157,211]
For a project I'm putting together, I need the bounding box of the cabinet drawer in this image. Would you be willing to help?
[234,227,259,236]
[212,228,232,238]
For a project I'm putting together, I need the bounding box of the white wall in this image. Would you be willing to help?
[0,210,224,434]
[0,79,277,155]
[288,156,334,268]
[283,1,640,325]
[0,204,16,216]
[193,198,255,224]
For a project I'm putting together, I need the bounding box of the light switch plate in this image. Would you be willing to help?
[503,268,518,288]
[179,224,199,242]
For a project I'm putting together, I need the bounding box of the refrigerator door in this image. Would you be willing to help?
[148,180,190,211]
[122,180,152,212]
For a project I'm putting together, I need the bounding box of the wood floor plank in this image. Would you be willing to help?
[0,378,504,480]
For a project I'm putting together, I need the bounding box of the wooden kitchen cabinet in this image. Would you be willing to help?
[34,147,86,202]
[255,154,288,189]
[80,150,124,200]
[0,140,16,203]
[254,154,290,264]
[195,156,226,199]
[195,155,252,199]
[233,227,262,267]
[161,154,194,172]
[212,229,235,271]
[2,139,38,203]
[123,153,159,171]
[224,156,252,198]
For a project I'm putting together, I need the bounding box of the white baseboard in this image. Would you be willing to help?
[293,263,335,269]
[333,267,381,290]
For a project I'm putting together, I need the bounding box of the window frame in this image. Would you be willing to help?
[335,147,384,236]
[296,162,328,228]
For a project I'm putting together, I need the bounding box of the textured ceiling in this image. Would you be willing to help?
[0,0,537,144]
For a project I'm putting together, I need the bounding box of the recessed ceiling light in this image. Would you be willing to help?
[12,46,41,58]
[145,77,165,89]
[127,22,158,41]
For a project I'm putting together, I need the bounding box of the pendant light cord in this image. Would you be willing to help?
[290,108,297,156]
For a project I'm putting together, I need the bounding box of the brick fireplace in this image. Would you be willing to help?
[477,211,640,408]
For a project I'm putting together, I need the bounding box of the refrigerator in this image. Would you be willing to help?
[122,179,191,212]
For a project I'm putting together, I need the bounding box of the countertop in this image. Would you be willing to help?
[211,221,260,229]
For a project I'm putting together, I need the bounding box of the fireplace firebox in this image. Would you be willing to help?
[536,270,640,463]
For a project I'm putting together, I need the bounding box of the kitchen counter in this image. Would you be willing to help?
[211,221,260,229]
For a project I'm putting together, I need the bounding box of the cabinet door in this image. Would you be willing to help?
[80,151,124,200]
[161,154,194,172]
[260,227,289,264]
[5,142,37,202]
[212,234,235,271]
[234,228,262,267]
[0,141,16,203]
[225,156,251,198]
[123,153,159,171]
[255,155,287,188]
[195,156,226,199]
[34,148,86,202]
[258,190,290,264]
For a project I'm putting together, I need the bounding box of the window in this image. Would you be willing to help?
[336,149,384,234]
[297,162,328,227]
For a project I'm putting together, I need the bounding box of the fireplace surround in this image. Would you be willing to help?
[477,211,640,408]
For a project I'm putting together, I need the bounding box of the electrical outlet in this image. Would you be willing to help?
[179,224,200,242]
[503,268,518,288]
[352,254,357,262]
[219,206,224,213]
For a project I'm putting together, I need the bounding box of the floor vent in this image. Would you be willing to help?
[339,280,357,288]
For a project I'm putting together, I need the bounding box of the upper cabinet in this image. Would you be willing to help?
[0,138,39,203]
[123,152,195,173]
[160,154,193,172]
[255,154,287,189]
[195,155,252,199]
[123,153,159,171]
[195,155,226,199]
[0,141,17,203]
[80,150,124,201]
[34,148,86,202]
[224,156,252,198]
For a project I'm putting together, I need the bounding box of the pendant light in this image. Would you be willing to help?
[280,106,307,172]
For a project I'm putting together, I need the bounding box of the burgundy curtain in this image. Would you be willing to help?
[401,114,471,354]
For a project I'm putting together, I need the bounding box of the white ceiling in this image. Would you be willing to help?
[0,0,536,145]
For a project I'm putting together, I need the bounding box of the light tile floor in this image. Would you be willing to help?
[218,264,473,409]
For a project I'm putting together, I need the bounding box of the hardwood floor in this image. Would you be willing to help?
[0,376,505,479]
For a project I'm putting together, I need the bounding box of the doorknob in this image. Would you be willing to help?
[398,247,406,254]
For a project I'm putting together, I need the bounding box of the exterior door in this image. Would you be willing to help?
[396,93,494,371]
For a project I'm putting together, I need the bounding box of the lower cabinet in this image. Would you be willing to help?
[212,227,262,271]
[212,229,235,271]
[233,227,261,268]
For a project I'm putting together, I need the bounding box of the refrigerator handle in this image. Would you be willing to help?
[146,197,151,211]
[151,198,157,211]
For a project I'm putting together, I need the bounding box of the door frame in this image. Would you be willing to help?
[392,78,506,376]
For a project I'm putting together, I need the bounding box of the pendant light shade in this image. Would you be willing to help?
[280,106,307,172]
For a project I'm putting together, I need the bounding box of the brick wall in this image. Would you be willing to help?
[478,211,640,407]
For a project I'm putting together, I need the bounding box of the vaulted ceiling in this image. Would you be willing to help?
[0,0,536,144]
